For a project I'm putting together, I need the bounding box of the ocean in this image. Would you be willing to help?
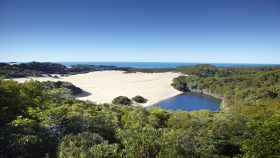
[55,62,278,68]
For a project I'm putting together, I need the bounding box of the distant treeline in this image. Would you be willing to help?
[3,62,280,78]
[177,64,280,77]
[124,67,176,73]
[125,64,280,75]
[0,61,130,77]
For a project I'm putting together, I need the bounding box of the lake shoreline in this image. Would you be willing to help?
[190,89,226,108]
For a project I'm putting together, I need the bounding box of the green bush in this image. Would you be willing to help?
[131,95,146,103]
[58,132,119,158]
[42,81,82,94]
[112,96,131,105]
[171,76,188,92]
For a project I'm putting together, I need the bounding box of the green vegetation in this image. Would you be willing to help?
[171,76,189,92]
[41,81,82,94]
[131,95,146,103]
[125,64,280,75]
[2,62,280,78]
[112,96,131,105]
[171,65,280,119]
[58,132,119,157]
[0,61,130,78]
[1,64,280,157]
[66,64,129,75]
[124,67,176,73]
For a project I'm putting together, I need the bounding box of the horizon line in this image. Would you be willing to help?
[1,61,280,65]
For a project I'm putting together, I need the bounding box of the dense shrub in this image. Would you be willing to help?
[42,81,82,94]
[0,62,129,78]
[112,96,131,105]
[58,132,119,158]
[131,95,146,103]
[171,76,188,92]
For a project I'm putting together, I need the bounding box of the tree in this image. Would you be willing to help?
[171,76,188,92]
[121,106,149,128]
[148,107,169,128]
[242,111,280,157]
[116,125,162,157]
[58,132,119,158]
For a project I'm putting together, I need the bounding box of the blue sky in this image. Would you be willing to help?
[0,0,279,63]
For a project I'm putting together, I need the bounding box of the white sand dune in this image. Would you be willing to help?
[9,71,182,107]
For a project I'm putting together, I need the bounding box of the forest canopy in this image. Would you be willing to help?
[171,65,280,119]
[1,63,280,157]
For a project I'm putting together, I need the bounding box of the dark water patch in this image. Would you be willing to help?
[153,92,222,111]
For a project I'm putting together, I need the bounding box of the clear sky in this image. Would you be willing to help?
[0,0,279,63]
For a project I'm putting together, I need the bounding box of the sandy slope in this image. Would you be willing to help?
[9,71,182,107]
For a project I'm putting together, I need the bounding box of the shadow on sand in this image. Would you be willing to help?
[74,90,92,98]
[144,98,149,102]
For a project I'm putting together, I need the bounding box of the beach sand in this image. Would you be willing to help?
[9,71,182,107]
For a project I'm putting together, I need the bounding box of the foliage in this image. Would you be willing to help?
[131,95,146,103]
[171,75,189,92]
[171,65,280,118]
[121,106,149,128]
[0,62,129,78]
[1,64,280,157]
[42,80,82,94]
[116,125,163,157]
[147,107,169,128]
[58,132,119,158]
[112,96,131,105]
[242,111,280,157]
[124,67,176,73]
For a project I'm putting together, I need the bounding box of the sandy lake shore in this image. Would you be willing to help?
[9,71,182,107]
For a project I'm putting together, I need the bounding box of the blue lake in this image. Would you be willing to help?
[152,92,222,111]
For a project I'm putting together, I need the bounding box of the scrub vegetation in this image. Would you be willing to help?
[1,63,280,157]
[131,95,146,103]
[112,96,131,105]
[41,81,82,95]
[0,62,129,77]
